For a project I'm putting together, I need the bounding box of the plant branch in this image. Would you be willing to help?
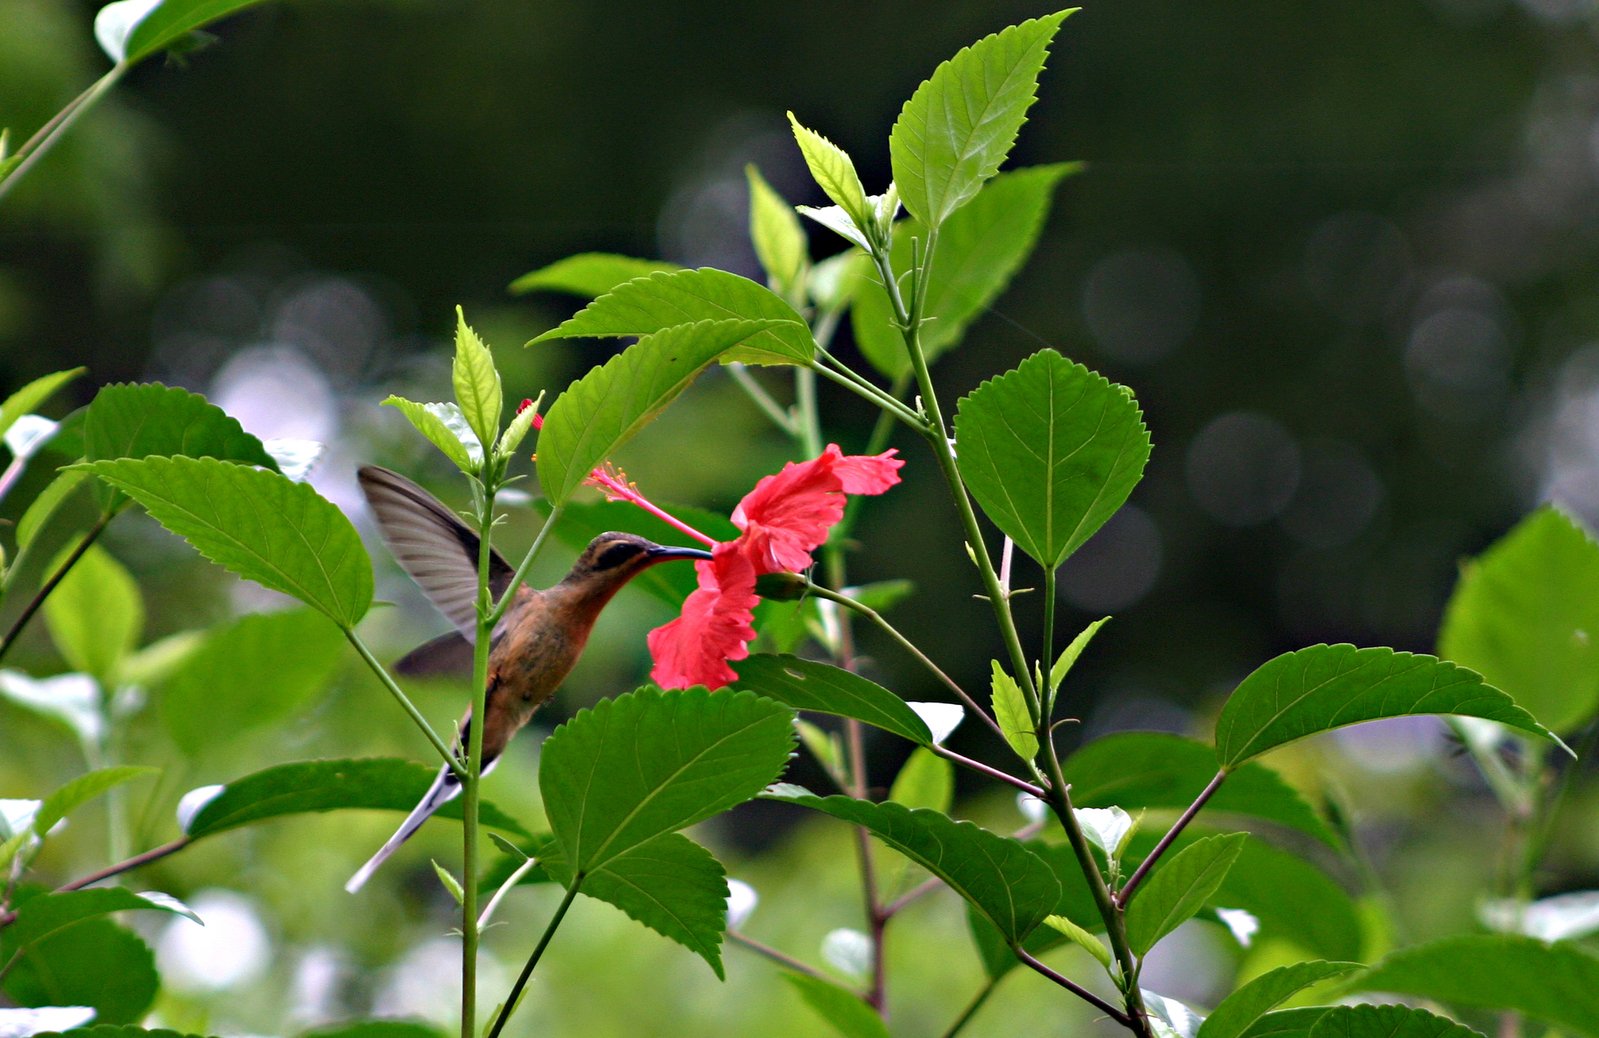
[487,502,563,629]
[803,581,1006,745]
[809,361,925,431]
[1015,946,1130,1025]
[930,744,1045,799]
[1115,770,1227,909]
[461,478,502,1038]
[728,929,838,985]
[941,976,1001,1038]
[0,509,114,667]
[728,363,798,436]
[344,628,467,780]
[487,876,583,1038]
[0,67,125,206]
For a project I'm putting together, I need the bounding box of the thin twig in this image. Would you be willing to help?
[940,976,1001,1038]
[344,628,466,779]
[728,929,838,985]
[931,744,1045,799]
[486,877,583,1038]
[0,510,114,666]
[1015,946,1129,1025]
[1115,770,1228,909]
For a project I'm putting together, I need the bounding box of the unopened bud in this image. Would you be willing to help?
[754,571,809,601]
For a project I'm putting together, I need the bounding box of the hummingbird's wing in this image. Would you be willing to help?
[358,465,515,640]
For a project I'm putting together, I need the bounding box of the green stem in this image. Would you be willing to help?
[941,976,1001,1038]
[0,509,114,667]
[804,582,1006,745]
[487,876,583,1038]
[344,629,467,780]
[1015,945,1130,1025]
[486,503,563,629]
[461,482,499,1038]
[809,361,925,431]
[1115,771,1228,908]
[0,66,125,206]
[728,929,838,985]
[1042,568,1057,718]
[728,364,797,436]
[795,365,823,457]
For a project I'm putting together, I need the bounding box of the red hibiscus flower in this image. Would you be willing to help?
[645,445,903,689]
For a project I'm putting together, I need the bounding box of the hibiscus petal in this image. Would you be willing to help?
[648,545,758,689]
[832,447,903,494]
[731,451,847,574]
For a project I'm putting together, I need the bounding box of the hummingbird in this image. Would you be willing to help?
[345,465,712,892]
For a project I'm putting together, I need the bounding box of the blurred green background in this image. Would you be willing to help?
[3,1,1599,1034]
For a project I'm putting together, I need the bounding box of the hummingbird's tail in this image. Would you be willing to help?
[345,764,461,894]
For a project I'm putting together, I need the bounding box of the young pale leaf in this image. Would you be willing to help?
[733,654,933,745]
[99,0,266,64]
[1143,991,1203,1038]
[853,163,1080,379]
[496,393,542,459]
[510,253,678,298]
[887,747,953,814]
[1308,1005,1486,1038]
[1051,615,1109,696]
[544,832,730,978]
[160,609,345,755]
[540,687,795,873]
[1125,832,1247,956]
[764,787,1059,943]
[0,368,82,442]
[381,396,475,472]
[536,319,781,506]
[42,543,143,685]
[0,917,156,1025]
[783,974,891,1038]
[1064,732,1338,847]
[83,382,277,470]
[1,889,201,952]
[797,204,872,252]
[1214,644,1564,770]
[80,456,372,628]
[1075,807,1133,859]
[1439,506,1599,734]
[989,660,1037,761]
[955,349,1151,569]
[786,113,873,234]
[1042,913,1112,969]
[529,267,815,366]
[430,860,465,904]
[451,308,502,454]
[1355,934,1599,1038]
[889,11,1071,227]
[1196,960,1364,1038]
[746,165,808,300]
[182,758,528,839]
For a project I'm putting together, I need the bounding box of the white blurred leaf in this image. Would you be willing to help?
[94,0,162,63]
[1076,806,1134,858]
[725,879,758,929]
[821,927,872,979]
[264,438,324,482]
[1480,890,1599,942]
[1214,906,1259,948]
[0,670,102,745]
[3,414,57,460]
[906,701,963,745]
[176,784,224,832]
[0,1006,96,1037]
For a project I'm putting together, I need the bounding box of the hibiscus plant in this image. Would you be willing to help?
[4,8,1599,1038]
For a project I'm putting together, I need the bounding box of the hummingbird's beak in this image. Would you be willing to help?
[648,544,714,562]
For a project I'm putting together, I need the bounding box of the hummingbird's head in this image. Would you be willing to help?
[560,532,713,596]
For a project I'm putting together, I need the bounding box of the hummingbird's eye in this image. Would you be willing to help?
[593,541,644,571]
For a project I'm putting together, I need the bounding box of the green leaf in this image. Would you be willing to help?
[451,308,502,454]
[546,832,730,978]
[1125,833,1247,956]
[954,349,1152,569]
[783,974,890,1038]
[297,1023,445,1038]
[381,396,475,472]
[535,319,782,506]
[529,268,814,366]
[1212,839,1362,962]
[1214,644,1563,770]
[1041,913,1111,969]
[42,544,143,685]
[182,758,529,839]
[786,114,873,234]
[1197,961,1364,1038]
[887,747,953,814]
[1239,1009,1329,1038]
[852,164,1080,379]
[747,165,808,300]
[989,660,1036,761]
[114,0,271,65]
[889,11,1071,227]
[1439,506,1599,734]
[35,766,157,837]
[0,917,157,1025]
[732,655,933,745]
[430,860,465,904]
[1051,615,1109,696]
[0,368,82,442]
[540,687,794,873]
[159,609,346,756]
[1308,1005,1485,1038]
[0,671,102,748]
[16,468,90,551]
[1,889,200,951]
[765,787,1058,943]
[80,456,372,628]
[1356,934,1599,1038]
[510,253,677,298]
[1064,733,1339,847]
[83,383,277,469]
